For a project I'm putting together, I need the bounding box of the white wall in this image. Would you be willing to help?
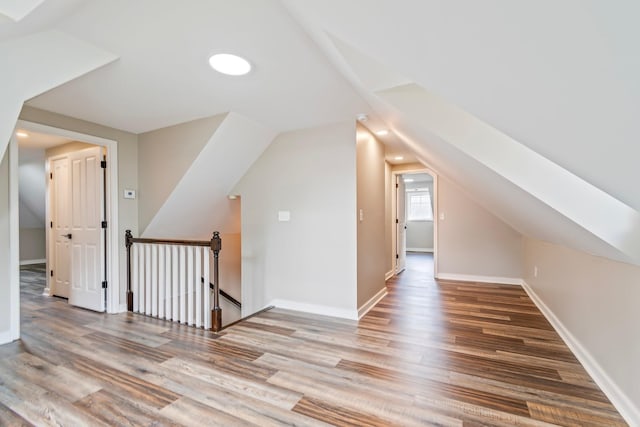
[356,125,386,309]
[234,121,357,318]
[406,221,433,251]
[437,177,522,281]
[523,238,640,424]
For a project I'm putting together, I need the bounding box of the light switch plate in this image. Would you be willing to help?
[124,189,136,199]
[278,211,290,222]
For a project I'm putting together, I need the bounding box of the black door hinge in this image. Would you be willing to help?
[102,281,108,289]
[100,160,107,169]
[50,173,53,179]
[50,221,53,228]
[50,270,54,277]
[396,254,399,259]
[101,221,108,229]
[396,218,399,223]
[396,183,398,188]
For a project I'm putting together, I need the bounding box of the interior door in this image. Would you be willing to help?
[396,175,407,273]
[51,157,71,298]
[68,146,105,312]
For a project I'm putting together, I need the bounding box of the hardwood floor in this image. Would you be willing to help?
[1,256,626,426]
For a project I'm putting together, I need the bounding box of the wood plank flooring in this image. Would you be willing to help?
[1,256,626,426]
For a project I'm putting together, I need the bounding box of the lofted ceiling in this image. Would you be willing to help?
[2,0,638,265]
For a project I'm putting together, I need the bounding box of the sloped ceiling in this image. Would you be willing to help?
[3,1,638,265]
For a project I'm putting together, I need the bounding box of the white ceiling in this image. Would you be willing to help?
[3,0,639,264]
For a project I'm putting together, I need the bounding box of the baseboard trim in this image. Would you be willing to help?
[358,287,388,319]
[19,259,45,266]
[406,248,433,253]
[268,299,358,320]
[385,270,395,280]
[118,303,128,313]
[42,287,50,297]
[435,273,522,286]
[522,281,640,427]
[0,330,17,345]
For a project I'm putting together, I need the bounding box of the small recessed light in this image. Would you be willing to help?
[375,129,389,136]
[394,156,404,161]
[404,178,414,183]
[228,195,238,200]
[16,131,28,138]
[356,113,369,122]
[209,53,251,76]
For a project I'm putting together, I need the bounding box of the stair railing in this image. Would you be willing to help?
[125,230,223,331]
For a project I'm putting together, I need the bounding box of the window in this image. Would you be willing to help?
[407,190,433,221]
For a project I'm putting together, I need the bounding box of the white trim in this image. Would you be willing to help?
[18,120,120,314]
[9,136,20,341]
[357,287,387,319]
[0,330,16,345]
[385,269,395,280]
[268,299,358,320]
[406,247,433,253]
[19,258,46,266]
[435,273,522,286]
[42,288,50,297]
[522,281,640,427]
[118,303,127,313]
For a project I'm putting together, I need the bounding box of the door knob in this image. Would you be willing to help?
[64,233,72,239]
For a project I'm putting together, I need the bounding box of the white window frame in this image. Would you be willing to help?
[406,190,433,221]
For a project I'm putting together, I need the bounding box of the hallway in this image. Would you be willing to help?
[0,261,626,425]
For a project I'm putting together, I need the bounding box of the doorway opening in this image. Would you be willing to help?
[392,168,437,280]
[12,120,120,324]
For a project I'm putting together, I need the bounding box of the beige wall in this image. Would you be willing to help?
[406,221,433,250]
[20,106,139,308]
[437,177,522,279]
[218,232,241,325]
[234,121,357,318]
[523,238,640,415]
[356,125,386,308]
[19,228,45,262]
[137,114,226,232]
[0,149,10,333]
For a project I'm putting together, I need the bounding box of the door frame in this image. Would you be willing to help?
[391,166,439,278]
[13,120,120,314]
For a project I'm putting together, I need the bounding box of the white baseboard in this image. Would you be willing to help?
[118,303,128,313]
[385,270,395,280]
[522,281,640,427]
[406,248,433,253]
[19,258,46,266]
[358,287,388,319]
[42,287,50,297]
[0,329,17,345]
[435,273,522,286]
[268,299,358,320]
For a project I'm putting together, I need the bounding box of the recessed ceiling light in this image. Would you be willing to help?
[209,53,251,76]
[404,178,414,183]
[375,129,389,136]
[15,131,28,138]
[394,156,404,161]
[356,113,369,122]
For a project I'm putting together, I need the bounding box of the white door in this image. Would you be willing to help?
[396,175,407,273]
[51,157,71,298]
[68,146,105,312]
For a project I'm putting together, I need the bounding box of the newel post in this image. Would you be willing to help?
[125,229,134,311]
[211,231,222,331]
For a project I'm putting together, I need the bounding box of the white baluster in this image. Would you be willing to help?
[172,245,179,321]
[179,245,186,323]
[145,244,152,315]
[203,249,210,329]
[195,246,202,328]
[165,245,172,320]
[158,245,165,319]
[187,246,194,325]
[138,244,146,313]
[151,244,158,317]
[132,243,139,312]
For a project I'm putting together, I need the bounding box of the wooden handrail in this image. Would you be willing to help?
[126,236,210,247]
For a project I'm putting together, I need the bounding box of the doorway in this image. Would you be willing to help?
[392,168,437,279]
[12,120,120,318]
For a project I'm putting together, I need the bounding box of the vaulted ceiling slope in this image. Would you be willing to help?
[284,0,640,265]
[2,1,638,265]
